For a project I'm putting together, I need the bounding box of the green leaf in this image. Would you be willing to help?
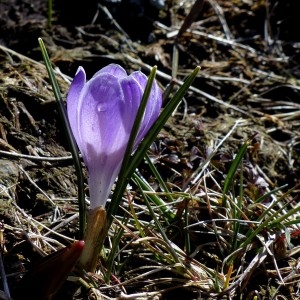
[38,38,86,239]
[107,66,201,224]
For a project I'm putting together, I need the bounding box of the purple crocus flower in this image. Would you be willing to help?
[67,64,162,209]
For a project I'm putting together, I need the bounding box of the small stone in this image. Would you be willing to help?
[0,159,19,201]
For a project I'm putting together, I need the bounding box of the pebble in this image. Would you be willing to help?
[0,159,19,201]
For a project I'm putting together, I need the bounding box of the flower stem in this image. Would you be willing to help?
[78,207,108,272]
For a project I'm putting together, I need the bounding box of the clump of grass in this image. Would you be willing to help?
[93,127,300,298]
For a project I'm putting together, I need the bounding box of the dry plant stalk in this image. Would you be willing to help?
[78,207,108,272]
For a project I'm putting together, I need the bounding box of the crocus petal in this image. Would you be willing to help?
[92,63,127,79]
[76,74,129,207]
[129,71,162,147]
[67,67,86,144]
[67,64,162,209]
[119,75,144,132]
[77,74,125,157]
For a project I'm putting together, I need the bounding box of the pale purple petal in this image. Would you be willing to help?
[87,147,123,209]
[129,72,162,147]
[76,74,130,207]
[119,76,144,132]
[67,64,162,209]
[92,63,127,80]
[67,67,86,143]
[77,74,124,157]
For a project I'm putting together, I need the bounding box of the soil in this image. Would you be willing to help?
[1,0,300,299]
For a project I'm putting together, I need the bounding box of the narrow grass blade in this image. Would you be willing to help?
[176,0,205,41]
[136,179,179,263]
[107,66,158,222]
[230,167,244,252]
[184,200,191,255]
[47,0,52,28]
[0,252,10,298]
[254,184,288,203]
[145,154,173,203]
[108,66,201,224]
[132,172,175,221]
[222,134,256,207]
[104,222,125,282]
[38,38,86,239]
[241,184,300,248]
[269,202,300,227]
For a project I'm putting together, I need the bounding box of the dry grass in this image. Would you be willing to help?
[1,0,300,299]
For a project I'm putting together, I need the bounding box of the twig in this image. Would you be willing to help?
[207,0,234,41]
[123,54,251,116]
[0,149,72,162]
[18,165,56,207]
[167,29,256,54]
[12,201,75,242]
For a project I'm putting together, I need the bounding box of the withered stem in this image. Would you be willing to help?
[78,207,108,272]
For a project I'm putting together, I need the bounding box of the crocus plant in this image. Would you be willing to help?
[67,64,162,271]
